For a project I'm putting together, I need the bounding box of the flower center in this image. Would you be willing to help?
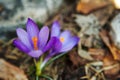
[32,36,38,50]
[60,37,65,42]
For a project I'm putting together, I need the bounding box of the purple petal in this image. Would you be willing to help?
[43,42,62,66]
[41,39,62,68]
[39,26,49,50]
[51,21,60,37]
[48,38,62,56]
[59,30,71,45]
[52,38,62,53]
[26,18,39,38]
[43,37,57,52]
[16,28,32,49]
[60,36,79,52]
[13,39,30,53]
[28,50,43,58]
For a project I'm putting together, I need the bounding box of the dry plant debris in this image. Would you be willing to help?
[75,14,100,36]
[89,48,105,60]
[100,29,120,61]
[1,0,120,79]
[76,0,110,14]
[110,13,120,49]
[103,55,120,76]
[81,60,119,80]
[69,49,87,66]
[0,59,28,80]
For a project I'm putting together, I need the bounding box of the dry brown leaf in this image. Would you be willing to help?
[0,59,28,80]
[99,29,111,47]
[89,48,105,60]
[103,55,120,76]
[69,50,87,66]
[100,29,120,60]
[76,0,109,14]
[93,5,114,26]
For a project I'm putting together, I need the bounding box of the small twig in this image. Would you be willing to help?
[101,73,106,80]
[83,61,106,80]
[103,63,119,71]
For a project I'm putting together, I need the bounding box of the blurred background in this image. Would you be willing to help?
[0,0,63,40]
[0,0,120,80]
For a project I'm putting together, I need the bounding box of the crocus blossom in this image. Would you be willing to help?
[41,21,79,68]
[50,21,79,55]
[13,18,53,58]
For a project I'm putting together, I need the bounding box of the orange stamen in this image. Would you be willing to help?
[32,36,38,50]
[60,37,65,42]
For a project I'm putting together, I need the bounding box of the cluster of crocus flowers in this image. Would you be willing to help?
[13,18,79,78]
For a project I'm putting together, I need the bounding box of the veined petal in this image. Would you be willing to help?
[16,28,32,49]
[59,30,71,45]
[49,38,62,56]
[60,36,79,52]
[52,38,62,53]
[13,39,30,53]
[28,50,43,58]
[43,37,57,52]
[39,26,49,50]
[26,18,39,38]
[51,21,60,37]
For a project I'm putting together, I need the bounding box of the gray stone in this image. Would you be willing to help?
[0,0,63,40]
[110,13,120,49]
[75,14,101,38]
[0,0,63,27]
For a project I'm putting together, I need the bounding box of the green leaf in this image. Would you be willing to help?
[43,52,67,69]
[41,74,53,80]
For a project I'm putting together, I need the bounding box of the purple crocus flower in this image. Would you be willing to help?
[13,18,53,58]
[50,21,79,55]
[41,21,79,68]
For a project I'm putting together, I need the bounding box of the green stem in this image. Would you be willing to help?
[35,56,44,76]
[36,61,42,76]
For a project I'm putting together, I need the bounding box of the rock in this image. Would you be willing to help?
[0,0,63,40]
[75,4,113,36]
[0,59,28,80]
[0,0,63,27]
[110,13,120,49]
[76,5,113,49]
[75,14,100,37]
